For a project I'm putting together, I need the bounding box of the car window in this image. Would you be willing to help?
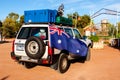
[58,27,63,30]
[73,29,82,39]
[17,27,48,40]
[64,28,73,37]
[17,27,30,39]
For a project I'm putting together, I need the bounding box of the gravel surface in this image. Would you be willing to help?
[0,39,120,80]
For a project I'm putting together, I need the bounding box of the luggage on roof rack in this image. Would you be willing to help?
[24,9,73,26]
[24,9,57,23]
[55,16,72,26]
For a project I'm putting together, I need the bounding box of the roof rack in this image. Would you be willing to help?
[24,9,73,27]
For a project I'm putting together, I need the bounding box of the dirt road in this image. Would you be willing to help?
[0,39,120,80]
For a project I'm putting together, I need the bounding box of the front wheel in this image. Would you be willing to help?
[86,47,91,61]
[57,53,70,73]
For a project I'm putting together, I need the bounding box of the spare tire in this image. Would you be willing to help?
[25,36,46,59]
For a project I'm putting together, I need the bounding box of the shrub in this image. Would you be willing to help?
[116,33,120,38]
[89,35,99,42]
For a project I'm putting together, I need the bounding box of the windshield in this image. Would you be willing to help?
[73,29,82,39]
[17,27,48,40]
[64,28,73,37]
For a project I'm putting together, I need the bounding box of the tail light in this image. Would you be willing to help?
[12,40,15,52]
[11,40,17,60]
[11,52,16,60]
[41,41,54,64]
[42,59,49,64]
[47,41,54,64]
[47,41,54,55]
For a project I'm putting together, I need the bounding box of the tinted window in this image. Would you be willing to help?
[64,28,73,36]
[73,29,82,39]
[58,27,63,30]
[17,27,30,39]
[17,27,48,40]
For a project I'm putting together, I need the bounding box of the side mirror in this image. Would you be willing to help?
[82,36,87,40]
[15,32,18,37]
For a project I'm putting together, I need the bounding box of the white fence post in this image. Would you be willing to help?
[93,40,104,49]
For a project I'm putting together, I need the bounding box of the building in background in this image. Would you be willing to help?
[84,20,98,36]
[101,19,109,36]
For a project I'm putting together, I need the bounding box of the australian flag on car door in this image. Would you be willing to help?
[50,26,88,56]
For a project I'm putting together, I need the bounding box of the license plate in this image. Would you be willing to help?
[16,44,24,51]
[21,56,38,62]
[21,56,29,60]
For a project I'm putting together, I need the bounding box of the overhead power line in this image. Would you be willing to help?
[91,8,120,19]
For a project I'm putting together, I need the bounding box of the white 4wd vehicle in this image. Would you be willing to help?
[11,23,92,73]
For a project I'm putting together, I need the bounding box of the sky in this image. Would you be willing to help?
[0,0,120,26]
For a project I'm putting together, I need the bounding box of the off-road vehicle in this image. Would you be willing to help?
[11,9,92,73]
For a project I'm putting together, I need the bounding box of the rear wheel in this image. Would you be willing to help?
[23,62,37,69]
[57,53,70,73]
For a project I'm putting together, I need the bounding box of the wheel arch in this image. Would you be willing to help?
[60,50,69,55]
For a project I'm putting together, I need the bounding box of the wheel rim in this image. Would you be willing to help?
[27,41,39,54]
[61,58,67,70]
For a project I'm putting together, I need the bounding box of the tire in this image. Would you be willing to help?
[58,53,70,73]
[112,39,118,47]
[25,36,45,59]
[23,62,37,69]
[50,55,59,70]
[86,47,91,61]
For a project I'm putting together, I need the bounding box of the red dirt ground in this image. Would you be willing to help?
[0,39,120,80]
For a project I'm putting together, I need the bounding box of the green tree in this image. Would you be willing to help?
[0,21,2,36]
[117,22,120,33]
[108,23,116,37]
[0,21,2,27]
[116,22,120,38]
[72,12,79,19]
[67,13,91,28]
[72,12,79,28]
[67,12,79,19]
[15,15,24,32]
[0,20,2,32]
[2,12,19,37]
[20,15,24,25]
[78,15,91,28]
[8,12,19,21]
[67,14,73,19]
[67,12,80,27]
